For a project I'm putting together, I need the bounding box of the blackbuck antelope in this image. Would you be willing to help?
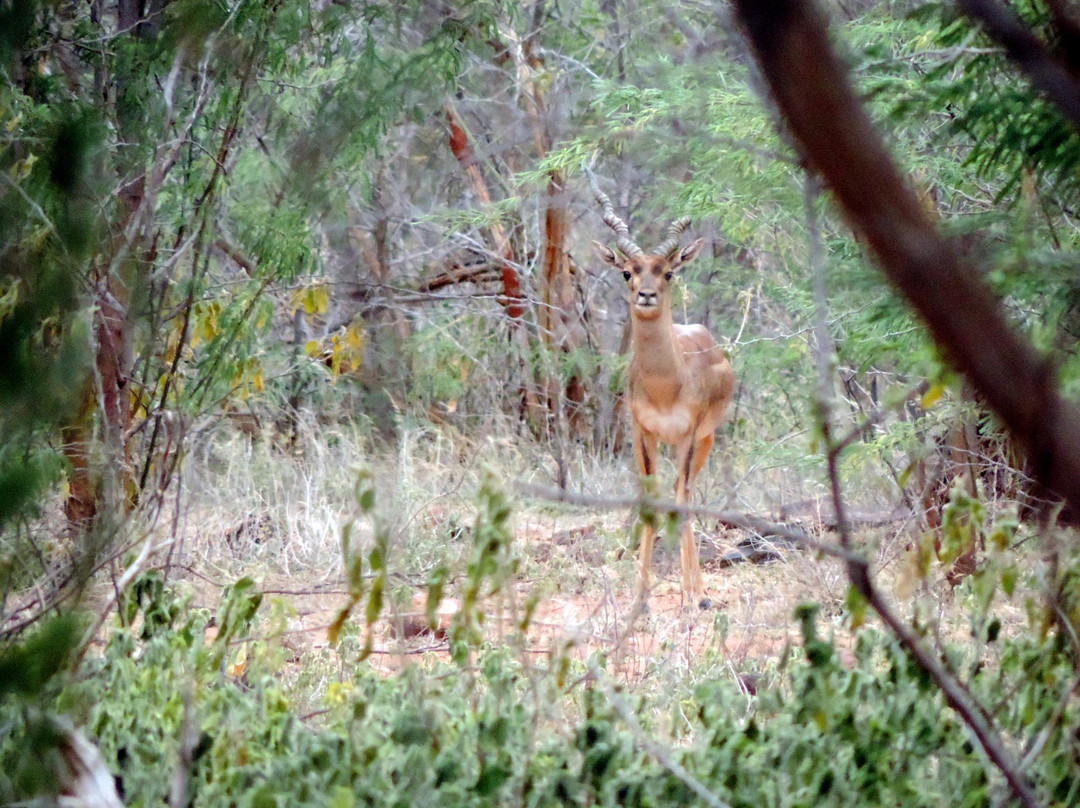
[588,168,735,609]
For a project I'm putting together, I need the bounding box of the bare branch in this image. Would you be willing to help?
[513,482,862,565]
[74,529,170,666]
[586,658,735,808]
[732,3,1054,805]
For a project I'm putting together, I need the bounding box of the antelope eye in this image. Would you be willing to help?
[664,271,673,281]
[622,271,632,281]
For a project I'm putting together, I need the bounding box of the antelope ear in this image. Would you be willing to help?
[592,241,622,267]
[671,237,705,270]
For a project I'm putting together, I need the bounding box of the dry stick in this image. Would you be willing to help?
[513,482,861,565]
[1019,671,1080,771]
[73,531,171,666]
[810,233,1042,808]
[731,3,1063,805]
[585,658,734,808]
[804,168,1029,808]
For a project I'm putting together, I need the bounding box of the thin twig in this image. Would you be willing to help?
[73,532,170,666]
[958,0,1080,131]
[513,482,861,564]
[796,147,1044,807]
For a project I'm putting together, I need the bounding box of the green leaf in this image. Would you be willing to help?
[0,615,80,697]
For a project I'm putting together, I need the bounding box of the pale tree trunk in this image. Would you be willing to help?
[63,0,163,532]
[346,163,413,431]
[499,16,589,445]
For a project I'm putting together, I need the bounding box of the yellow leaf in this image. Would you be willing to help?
[302,284,330,316]
[920,383,945,410]
[130,388,148,420]
[330,342,343,377]
[13,154,37,180]
[327,593,360,645]
[227,645,248,678]
[325,682,354,706]
[289,287,306,315]
[304,339,320,357]
[346,322,363,351]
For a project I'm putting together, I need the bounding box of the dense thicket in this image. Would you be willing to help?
[4,0,1080,804]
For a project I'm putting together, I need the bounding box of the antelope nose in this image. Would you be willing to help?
[636,290,657,307]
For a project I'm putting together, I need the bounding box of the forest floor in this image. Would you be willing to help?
[176,525,835,692]
[157,424,1032,700]
[173,504,997,697]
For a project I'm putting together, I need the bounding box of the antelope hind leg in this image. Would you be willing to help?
[637,521,657,605]
[677,436,711,610]
[633,426,660,606]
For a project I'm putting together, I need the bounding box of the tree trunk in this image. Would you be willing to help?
[62,181,139,533]
[445,106,526,319]
[500,20,589,439]
[444,104,546,428]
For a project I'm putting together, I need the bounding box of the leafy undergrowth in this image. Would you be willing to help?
[3,568,1079,807]
[1,431,1073,805]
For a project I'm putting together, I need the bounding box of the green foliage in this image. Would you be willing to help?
[451,473,519,662]
[0,86,96,527]
[0,615,79,698]
[329,468,388,658]
[7,2,1080,806]
[5,573,1080,806]
[889,2,1080,206]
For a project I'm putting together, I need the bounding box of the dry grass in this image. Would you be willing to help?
[167,415,1037,706]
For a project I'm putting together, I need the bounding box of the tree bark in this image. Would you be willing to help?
[500,20,589,437]
[444,103,545,427]
[445,105,526,319]
[62,179,139,533]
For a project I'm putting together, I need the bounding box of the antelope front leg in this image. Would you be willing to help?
[633,425,659,604]
[675,438,708,610]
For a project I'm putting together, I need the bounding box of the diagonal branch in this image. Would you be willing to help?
[731,2,1060,806]
[512,482,864,565]
[732,0,1080,524]
[444,103,526,320]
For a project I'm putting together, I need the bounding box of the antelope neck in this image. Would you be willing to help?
[631,307,684,379]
